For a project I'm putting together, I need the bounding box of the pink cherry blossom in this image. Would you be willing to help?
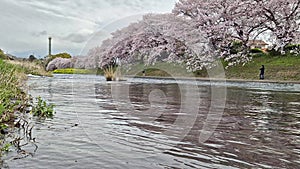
[82,0,299,71]
[46,57,73,71]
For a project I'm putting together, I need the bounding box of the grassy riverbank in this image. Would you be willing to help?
[0,59,28,124]
[0,59,53,162]
[5,60,52,78]
[50,54,300,82]
[224,55,300,81]
[143,55,300,81]
[0,59,29,158]
[53,68,99,75]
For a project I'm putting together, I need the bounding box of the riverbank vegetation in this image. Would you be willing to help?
[0,58,54,162]
[53,68,98,74]
[132,54,300,81]
[49,53,300,82]
[31,97,55,118]
[224,54,300,81]
[0,59,27,129]
[6,60,52,78]
[193,54,300,81]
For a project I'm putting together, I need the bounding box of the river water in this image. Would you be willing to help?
[3,74,300,168]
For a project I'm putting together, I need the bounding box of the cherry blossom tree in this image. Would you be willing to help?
[46,57,73,71]
[73,55,98,69]
[88,13,216,71]
[82,0,300,73]
[256,0,300,51]
[173,0,300,65]
[173,0,263,65]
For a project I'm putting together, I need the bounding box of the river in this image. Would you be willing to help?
[3,74,300,168]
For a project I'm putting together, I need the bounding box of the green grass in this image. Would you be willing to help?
[122,62,194,77]
[0,59,25,158]
[119,55,300,81]
[225,55,300,81]
[0,59,55,159]
[0,50,8,60]
[53,68,98,74]
[0,59,26,118]
[0,59,28,151]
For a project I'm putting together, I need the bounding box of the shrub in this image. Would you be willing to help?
[250,48,264,54]
[52,52,72,59]
[31,96,55,118]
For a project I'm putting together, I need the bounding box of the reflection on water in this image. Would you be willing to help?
[3,74,300,169]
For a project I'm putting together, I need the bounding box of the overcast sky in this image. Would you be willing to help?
[0,0,177,58]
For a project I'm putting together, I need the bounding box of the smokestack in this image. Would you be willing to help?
[48,37,52,56]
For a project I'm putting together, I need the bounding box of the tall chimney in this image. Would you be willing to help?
[48,37,52,56]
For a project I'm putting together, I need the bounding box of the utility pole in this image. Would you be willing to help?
[48,37,52,56]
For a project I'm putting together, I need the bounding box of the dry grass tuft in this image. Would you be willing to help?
[103,65,116,81]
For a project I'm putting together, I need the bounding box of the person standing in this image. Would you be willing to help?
[142,70,146,76]
[259,65,265,80]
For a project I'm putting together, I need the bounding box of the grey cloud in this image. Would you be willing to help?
[62,31,93,43]
[1,0,176,57]
[32,30,48,37]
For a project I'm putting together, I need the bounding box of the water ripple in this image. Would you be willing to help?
[3,74,300,168]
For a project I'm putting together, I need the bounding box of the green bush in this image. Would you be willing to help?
[250,48,264,54]
[51,52,72,59]
[31,96,55,118]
